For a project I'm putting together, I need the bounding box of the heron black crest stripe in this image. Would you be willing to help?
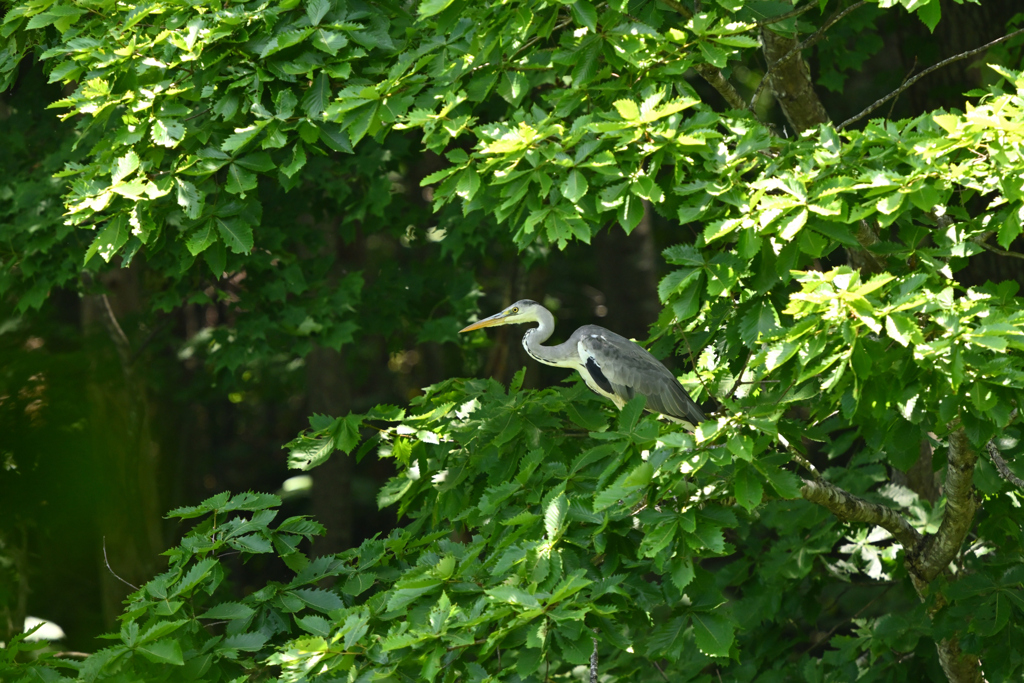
[585,357,614,395]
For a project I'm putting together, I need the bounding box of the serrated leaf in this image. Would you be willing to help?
[111,151,140,183]
[561,169,588,203]
[613,99,640,121]
[692,612,734,657]
[303,73,331,118]
[669,556,695,592]
[219,632,269,652]
[200,602,255,620]
[486,585,541,609]
[296,614,332,637]
[733,463,763,512]
[186,221,217,256]
[175,178,203,219]
[571,0,598,32]
[136,639,183,666]
[216,217,254,254]
[291,588,345,612]
[544,492,567,541]
[419,0,455,18]
[84,215,130,264]
[151,118,185,148]
[761,465,802,499]
[225,163,258,195]
[306,0,331,25]
[739,300,780,345]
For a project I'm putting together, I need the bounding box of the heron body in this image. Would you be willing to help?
[459,299,705,430]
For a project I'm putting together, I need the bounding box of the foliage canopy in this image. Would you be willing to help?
[3,0,1024,681]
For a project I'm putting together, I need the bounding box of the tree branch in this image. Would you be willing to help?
[751,3,817,29]
[839,26,1024,130]
[655,0,691,20]
[800,478,922,550]
[693,63,748,111]
[751,1,865,113]
[910,429,979,583]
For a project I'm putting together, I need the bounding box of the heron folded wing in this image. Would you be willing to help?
[579,328,705,425]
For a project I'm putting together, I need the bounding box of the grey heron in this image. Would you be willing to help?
[460,299,706,430]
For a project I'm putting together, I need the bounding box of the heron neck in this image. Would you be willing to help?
[522,308,578,368]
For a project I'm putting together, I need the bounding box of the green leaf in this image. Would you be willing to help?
[306,0,331,25]
[303,73,331,118]
[151,118,185,148]
[291,588,345,612]
[486,585,541,609]
[175,178,203,219]
[915,0,941,32]
[739,300,780,345]
[84,215,130,264]
[225,163,258,195]
[186,221,218,256]
[200,602,255,620]
[613,99,640,121]
[561,169,588,203]
[733,463,763,512]
[216,218,254,254]
[136,639,184,666]
[419,0,456,18]
[544,492,567,541]
[669,556,695,591]
[618,194,644,234]
[219,632,270,652]
[571,0,598,32]
[619,394,646,432]
[691,612,734,657]
[760,464,802,499]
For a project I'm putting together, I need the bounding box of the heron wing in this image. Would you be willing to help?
[575,326,706,426]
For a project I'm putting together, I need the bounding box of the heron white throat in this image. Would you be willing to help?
[459,299,705,430]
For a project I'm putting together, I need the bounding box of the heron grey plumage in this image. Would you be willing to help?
[459,299,705,430]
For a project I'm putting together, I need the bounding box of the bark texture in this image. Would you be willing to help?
[759,29,831,134]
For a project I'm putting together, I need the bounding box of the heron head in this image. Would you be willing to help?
[459,299,543,333]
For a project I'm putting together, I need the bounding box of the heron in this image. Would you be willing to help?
[459,299,706,429]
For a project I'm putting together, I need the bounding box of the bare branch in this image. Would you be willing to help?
[840,26,1024,130]
[590,632,599,683]
[911,429,979,583]
[800,478,922,549]
[986,445,1023,488]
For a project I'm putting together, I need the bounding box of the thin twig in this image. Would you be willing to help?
[726,349,754,400]
[102,536,139,590]
[750,1,867,111]
[979,239,1024,261]
[886,56,918,120]
[656,0,692,20]
[840,26,1024,130]
[751,3,817,28]
[101,294,131,354]
[805,584,894,653]
[651,659,672,682]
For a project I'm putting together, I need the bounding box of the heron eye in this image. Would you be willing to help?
[511,307,518,313]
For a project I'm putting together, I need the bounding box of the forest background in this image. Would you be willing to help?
[2,0,1024,682]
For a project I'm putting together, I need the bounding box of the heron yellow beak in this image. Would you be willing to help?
[459,311,512,333]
